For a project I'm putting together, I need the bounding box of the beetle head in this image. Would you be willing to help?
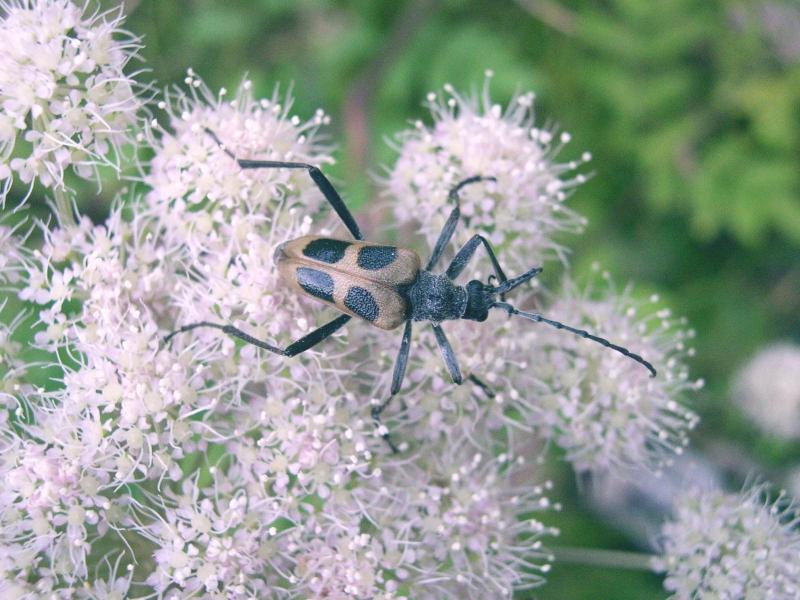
[462,279,495,321]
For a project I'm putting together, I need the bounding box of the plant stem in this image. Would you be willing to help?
[550,546,656,571]
[514,0,578,36]
[52,187,76,229]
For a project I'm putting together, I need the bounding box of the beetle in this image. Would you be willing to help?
[166,128,656,450]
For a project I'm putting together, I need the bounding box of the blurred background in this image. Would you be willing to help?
[13,0,800,597]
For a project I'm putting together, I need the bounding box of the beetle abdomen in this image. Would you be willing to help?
[274,236,421,330]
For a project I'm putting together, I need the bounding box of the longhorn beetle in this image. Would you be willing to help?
[166,128,657,451]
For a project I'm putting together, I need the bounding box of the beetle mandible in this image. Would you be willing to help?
[166,129,656,450]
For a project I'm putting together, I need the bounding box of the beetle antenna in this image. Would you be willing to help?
[492,266,543,295]
[492,301,657,377]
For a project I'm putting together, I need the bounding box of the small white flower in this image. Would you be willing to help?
[74,553,134,600]
[386,74,588,272]
[654,485,800,599]
[0,301,28,399]
[516,276,701,474]
[0,219,28,286]
[733,342,800,440]
[0,0,144,200]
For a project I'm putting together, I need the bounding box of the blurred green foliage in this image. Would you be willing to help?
[8,0,800,597]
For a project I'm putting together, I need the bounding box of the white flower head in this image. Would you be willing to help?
[146,71,332,239]
[287,520,400,600]
[0,0,144,200]
[733,342,800,440]
[373,434,558,598]
[224,385,385,515]
[17,206,235,491]
[386,73,588,272]
[139,478,278,597]
[654,485,800,599]
[0,432,114,583]
[517,272,702,474]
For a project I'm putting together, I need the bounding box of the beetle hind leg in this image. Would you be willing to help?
[163,314,351,356]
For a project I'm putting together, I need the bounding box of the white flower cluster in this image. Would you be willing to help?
[387,71,588,271]
[733,342,800,440]
[0,0,143,201]
[136,479,280,597]
[0,3,718,598]
[654,486,800,599]
[513,277,702,474]
[375,435,559,598]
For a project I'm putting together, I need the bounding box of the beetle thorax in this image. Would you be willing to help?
[408,271,468,323]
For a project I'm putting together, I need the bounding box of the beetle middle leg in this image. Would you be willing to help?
[371,397,400,454]
[371,319,413,453]
[467,373,496,398]
[431,323,463,384]
[164,314,351,356]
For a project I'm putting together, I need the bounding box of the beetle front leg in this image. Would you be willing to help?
[426,176,496,271]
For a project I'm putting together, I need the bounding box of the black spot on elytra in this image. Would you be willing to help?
[303,238,349,264]
[344,286,379,322]
[357,245,397,270]
[297,267,334,302]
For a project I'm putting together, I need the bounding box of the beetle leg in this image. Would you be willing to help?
[205,128,364,241]
[426,175,496,270]
[163,314,351,356]
[445,234,508,283]
[431,323,462,384]
[371,398,400,454]
[391,320,413,394]
[370,320,413,454]
[467,373,496,398]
